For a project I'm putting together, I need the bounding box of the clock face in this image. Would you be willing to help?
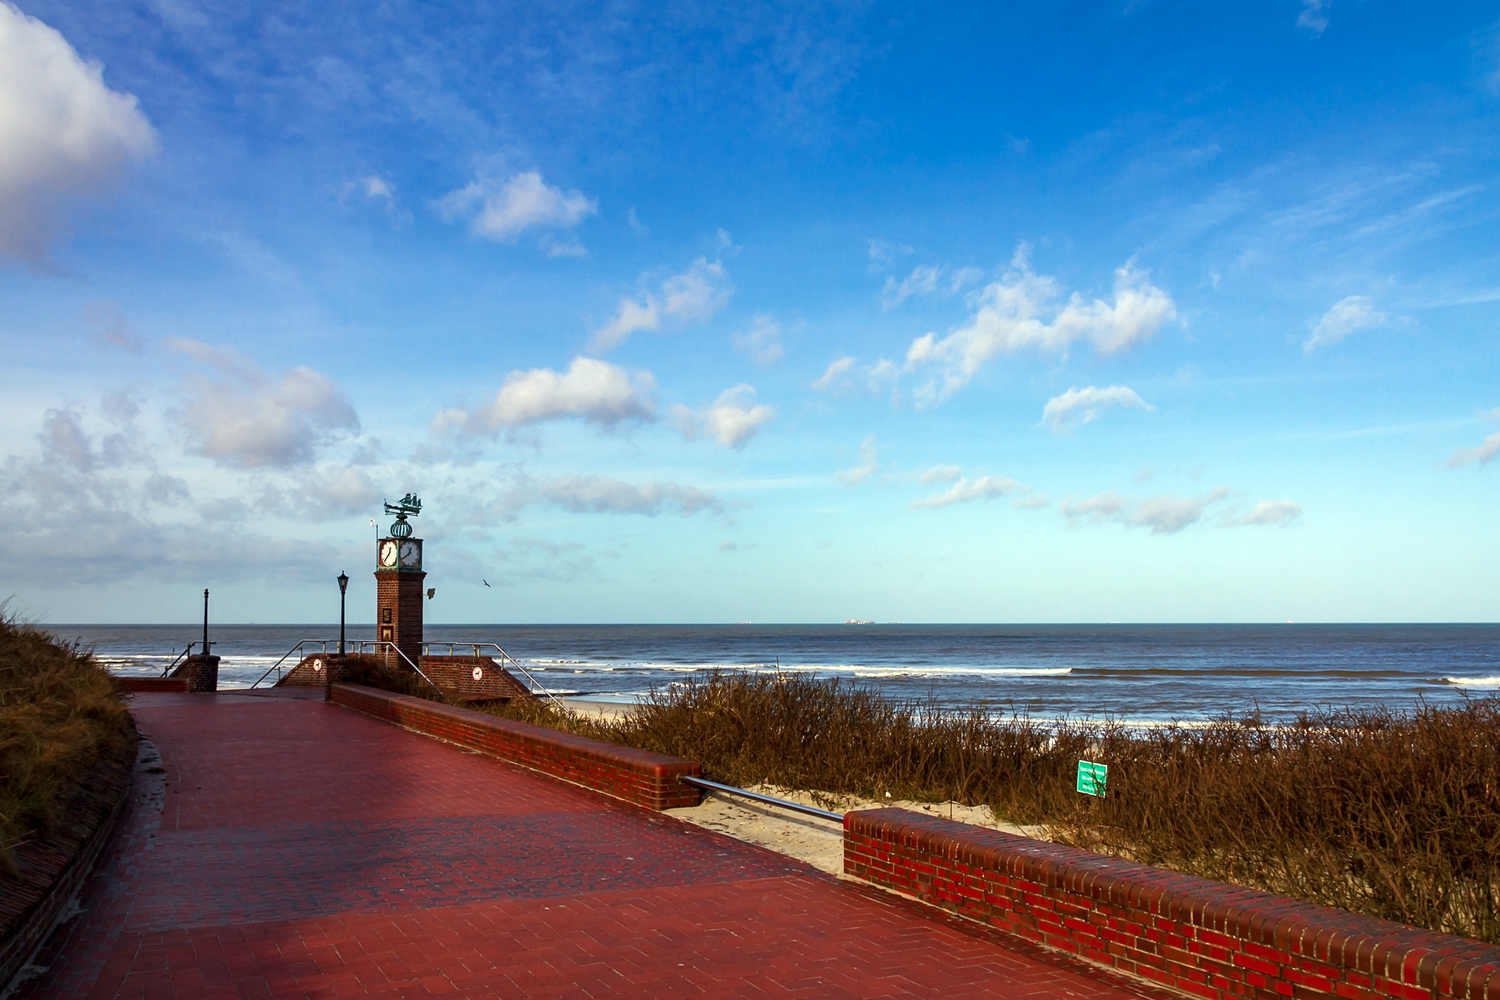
[378,539,398,567]
[398,540,421,568]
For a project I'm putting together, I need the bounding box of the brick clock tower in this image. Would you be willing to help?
[375,494,425,668]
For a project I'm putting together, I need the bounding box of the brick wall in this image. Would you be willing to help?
[330,683,701,811]
[418,656,533,702]
[115,676,190,693]
[845,808,1500,1000]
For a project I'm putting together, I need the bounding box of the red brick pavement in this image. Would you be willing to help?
[16,692,1165,999]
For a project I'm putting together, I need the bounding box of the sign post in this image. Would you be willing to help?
[1076,760,1108,797]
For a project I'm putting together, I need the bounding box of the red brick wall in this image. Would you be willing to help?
[115,676,190,693]
[419,657,533,702]
[845,808,1500,1000]
[330,683,701,811]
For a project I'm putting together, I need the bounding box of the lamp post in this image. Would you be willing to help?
[337,571,349,655]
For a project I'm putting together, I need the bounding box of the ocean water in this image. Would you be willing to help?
[47,622,1500,724]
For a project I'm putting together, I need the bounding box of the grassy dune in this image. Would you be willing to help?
[0,617,136,869]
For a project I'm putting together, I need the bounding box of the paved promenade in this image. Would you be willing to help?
[18,691,1161,999]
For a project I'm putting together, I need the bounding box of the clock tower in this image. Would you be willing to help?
[375,494,425,670]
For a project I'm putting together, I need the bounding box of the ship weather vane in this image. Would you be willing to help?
[383,493,422,538]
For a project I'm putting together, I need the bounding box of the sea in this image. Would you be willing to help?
[45,623,1500,724]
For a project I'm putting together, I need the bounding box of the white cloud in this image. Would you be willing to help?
[1222,499,1304,527]
[732,315,784,366]
[166,339,359,469]
[1131,489,1231,533]
[1304,295,1388,350]
[919,465,961,485]
[542,237,588,258]
[362,175,393,200]
[838,435,878,486]
[1061,487,1233,534]
[591,257,731,351]
[867,238,913,272]
[912,475,1026,509]
[881,264,985,309]
[442,356,655,434]
[882,265,940,309]
[1042,385,1154,431]
[673,384,774,449]
[498,474,724,518]
[810,354,900,397]
[813,355,856,391]
[1297,0,1329,34]
[0,3,157,265]
[436,170,596,241]
[1448,431,1500,468]
[905,247,1176,402]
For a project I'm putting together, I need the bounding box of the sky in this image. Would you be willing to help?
[2,0,1499,625]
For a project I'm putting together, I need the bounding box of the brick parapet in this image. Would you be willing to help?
[168,654,219,692]
[330,683,701,811]
[114,676,190,693]
[844,808,1500,1000]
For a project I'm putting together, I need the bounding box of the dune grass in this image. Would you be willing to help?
[0,616,136,869]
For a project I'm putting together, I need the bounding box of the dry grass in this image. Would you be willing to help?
[0,616,136,868]
[350,664,1500,942]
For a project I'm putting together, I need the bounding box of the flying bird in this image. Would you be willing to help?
[482,580,491,588]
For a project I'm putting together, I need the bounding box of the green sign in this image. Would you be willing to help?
[1077,760,1108,797]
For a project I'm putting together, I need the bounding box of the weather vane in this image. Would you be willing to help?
[383,493,422,538]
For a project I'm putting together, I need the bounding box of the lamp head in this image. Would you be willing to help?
[337,571,349,593]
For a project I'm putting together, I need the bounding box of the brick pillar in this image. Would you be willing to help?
[375,556,425,670]
[171,654,220,692]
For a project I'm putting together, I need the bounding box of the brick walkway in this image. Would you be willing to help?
[17,692,1163,999]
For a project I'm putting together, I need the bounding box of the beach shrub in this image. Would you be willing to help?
[0,616,136,869]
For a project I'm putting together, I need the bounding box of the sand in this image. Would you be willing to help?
[666,783,1047,874]
[559,697,1049,872]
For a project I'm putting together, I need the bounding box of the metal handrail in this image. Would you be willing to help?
[680,776,844,822]
[420,640,563,707]
[250,639,339,689]
[162,642,196,677]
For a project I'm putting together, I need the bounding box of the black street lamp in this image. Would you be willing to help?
[337,571,349,654]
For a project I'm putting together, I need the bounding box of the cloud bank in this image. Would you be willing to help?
[167,339,359,468]
[0,3,157,265]
[495,474,724,518]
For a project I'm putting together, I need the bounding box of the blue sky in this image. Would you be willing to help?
[2,0,1498,624]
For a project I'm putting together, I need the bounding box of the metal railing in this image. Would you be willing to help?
[420,641,562,707]
[250,639,341,688]
[247,638,554,705]
[161,642,197,677]
[680,776,844,822]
